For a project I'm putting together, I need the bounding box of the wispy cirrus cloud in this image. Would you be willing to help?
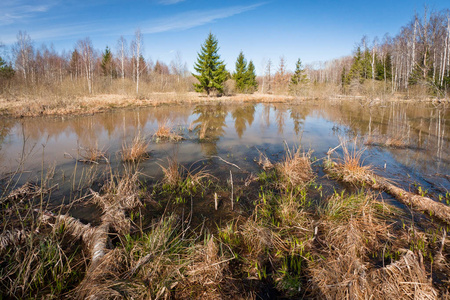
[157,0,186,5]
[0,0,55,25]
[0,2,266,44]
[141,3,265,34]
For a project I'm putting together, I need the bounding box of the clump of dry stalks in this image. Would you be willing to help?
[309,191,440,299]
[326,139,372,185]
[36,168,144,298]
[179,236,233,299]
[365,131,411,149]
[276,145,314,189]
[159,156,213,190]
[326,139,450,225]
[154,120,183,141]
[64,144,109,164]
[121,134,150,162]
[256,149,274,170]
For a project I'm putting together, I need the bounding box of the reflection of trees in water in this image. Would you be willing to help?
[321,101,449,173]
[16,106,194,148]
[273,105,287,135]
[289,106,309,135]
[231,105,255,138]
[192,104,228,155]
[0,119,14,152]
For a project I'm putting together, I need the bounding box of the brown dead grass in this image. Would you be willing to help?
[365,134,410,149]
[308,190,441,299]
[154,120,183,141]
[121,134,150,162]
[256,149,274,170]
[326,139,373,185]
[78,145,108,164]
[276,146,314,189]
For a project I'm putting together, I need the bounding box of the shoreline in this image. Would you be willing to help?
[0,91,447,119]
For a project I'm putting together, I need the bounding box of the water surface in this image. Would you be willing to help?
[1,100,448,210]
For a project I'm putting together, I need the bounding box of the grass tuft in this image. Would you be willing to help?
[122,134,150,162]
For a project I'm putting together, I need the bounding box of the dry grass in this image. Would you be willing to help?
[276,146,314,189]
[159,157,213,191]
[178,236,233,299]
[326,139,373,185]
[154,120,183,141]
[159,156,182,187]
[256,149,274,170]
[77,145,109,164]
[121,134,150,162]
[365,134,410,149]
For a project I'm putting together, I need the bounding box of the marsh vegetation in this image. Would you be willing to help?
[0,100,449,299]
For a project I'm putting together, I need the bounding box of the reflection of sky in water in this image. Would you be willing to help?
[0,101,448,196]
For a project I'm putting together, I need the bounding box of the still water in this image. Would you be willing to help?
[0,100,449,207]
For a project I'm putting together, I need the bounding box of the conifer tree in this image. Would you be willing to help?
[193,33,227,96]
[101,46,113,77]
[346,47,363,84]
[0,56,14,89]
[245,60,258,93]
[289,58,308,95]
[0,56,14,80]
[233,51,247,92]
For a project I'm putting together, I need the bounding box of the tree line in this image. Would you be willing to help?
[0,30,190,95]
[307,7,450,97]
[1,8,449,98]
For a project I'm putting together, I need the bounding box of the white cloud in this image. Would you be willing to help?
[158,0,186,5]
[0,1,54,25]
[141,3,265,34]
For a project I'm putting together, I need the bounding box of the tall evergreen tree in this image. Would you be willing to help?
[346,47,363,84]
[0,56,14,80]
[0,56,14,89]
[101,46,113,77]
[193,33,227,96]
[233,51,247,92]
[245,60,258,93]
[289,58,308,95]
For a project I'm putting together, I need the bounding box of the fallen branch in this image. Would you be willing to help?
[326,162,450,224]
[210,155,241,170]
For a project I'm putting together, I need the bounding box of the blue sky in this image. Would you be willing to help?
[1,0,449,74]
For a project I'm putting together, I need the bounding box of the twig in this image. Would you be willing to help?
[230,170,234,211]
[211,155,241,170]
[327,143,342,156]
[214,192,218,211]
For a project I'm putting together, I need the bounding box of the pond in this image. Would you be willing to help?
[0,100,449,222]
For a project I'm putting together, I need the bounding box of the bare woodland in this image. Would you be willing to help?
[0,8,449,104]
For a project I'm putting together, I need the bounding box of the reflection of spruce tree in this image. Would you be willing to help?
[192,104,228,155]
[289,106,309,135]
[274,105,287,135]
[0,119,13,151]
[231,105,256,138]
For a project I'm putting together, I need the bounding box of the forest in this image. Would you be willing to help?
[1,6,450,300]
[0,8,449,107]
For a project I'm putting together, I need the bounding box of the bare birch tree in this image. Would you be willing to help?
[12,31,34,84]
[132,29,143,94]
[77,37,94,94]
[117,36,127,81]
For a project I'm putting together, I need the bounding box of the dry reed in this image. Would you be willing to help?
[121,134,150,162]
[276,146,314,189]
[154,120,183,141]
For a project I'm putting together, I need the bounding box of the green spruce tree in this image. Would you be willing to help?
[193,33,227,96]
[101,46,113,77]
[0,56,14,90]
[245,60,258,93]
[0,56,14,80]
[233,51,248,92]
[346,47,363,84]
[289,58,308,95]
